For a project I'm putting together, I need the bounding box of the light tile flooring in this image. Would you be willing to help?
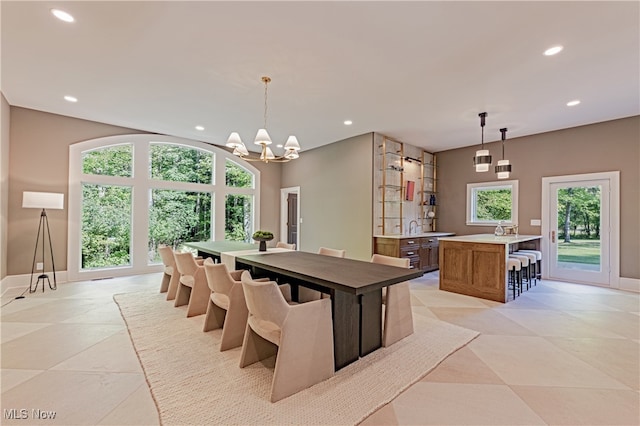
[1,272,639,425]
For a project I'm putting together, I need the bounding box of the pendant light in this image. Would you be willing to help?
[473,112,492,172]
[495,127,512,179]
[225,76,301,163]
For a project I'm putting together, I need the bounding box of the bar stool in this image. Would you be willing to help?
[516,251,538,286]
[509,253,530,291]
[518,250,542,282]
[507,257,521,300]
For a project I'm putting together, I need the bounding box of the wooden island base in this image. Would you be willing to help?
[438,234,541,303]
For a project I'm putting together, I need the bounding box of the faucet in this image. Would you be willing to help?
[409,220,419,235]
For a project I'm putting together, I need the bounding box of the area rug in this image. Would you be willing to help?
[114,292,478,425]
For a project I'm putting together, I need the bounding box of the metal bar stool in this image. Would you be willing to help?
[516,251,538,287]
[509,254,530,291]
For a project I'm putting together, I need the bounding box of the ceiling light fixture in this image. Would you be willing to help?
[51,9,75,23]
[344,120,353,125]
[195,125,205,131]
[226,76,301,163]
[544,45,563,56]
[495,128,512,179]
[473,112,491,172]
[566,100,581,107]
[64,95,78,103]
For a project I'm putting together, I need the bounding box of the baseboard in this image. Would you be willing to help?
[1,271,68,296]
[618,277,640,293]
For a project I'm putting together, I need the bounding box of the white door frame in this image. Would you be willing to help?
[280,186,300,248]
[541,171,620,288]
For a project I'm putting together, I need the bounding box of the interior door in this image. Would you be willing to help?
[287,193,298,245]
[548,179,610,286]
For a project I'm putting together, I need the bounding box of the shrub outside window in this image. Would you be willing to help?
[466,180,519,225]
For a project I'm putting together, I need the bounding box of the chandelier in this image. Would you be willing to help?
[225,76,301,162]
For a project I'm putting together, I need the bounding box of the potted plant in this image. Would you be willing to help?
[252,230,274,252]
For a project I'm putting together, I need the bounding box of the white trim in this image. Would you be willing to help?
[280,186,300,248]
[68,134,260,282]
[466,180,519,226]
[618,277,640,293]
[541,171,620,287]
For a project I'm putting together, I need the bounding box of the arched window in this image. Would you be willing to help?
[68,134,260,281]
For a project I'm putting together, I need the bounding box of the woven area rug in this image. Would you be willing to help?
[114,292,478,425]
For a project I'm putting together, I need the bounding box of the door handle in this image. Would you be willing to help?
[551,230,556,243]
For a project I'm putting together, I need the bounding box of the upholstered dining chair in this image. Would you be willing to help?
[173,251,211,317]
[239,271,334,402]
[370,254,413,347]
[275,241,296,250]
[158,245,179,300]
[318,246,346,258]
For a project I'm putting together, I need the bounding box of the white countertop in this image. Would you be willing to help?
[437,234,541,244]
[373,232,455,239]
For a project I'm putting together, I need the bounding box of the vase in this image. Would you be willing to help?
[259,240,267,252]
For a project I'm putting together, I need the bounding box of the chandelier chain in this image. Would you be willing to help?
[262,76,270,130]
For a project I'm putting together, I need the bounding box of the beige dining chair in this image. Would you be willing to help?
[370,253,414,347]
[239,271,334,402]
[158,245,179,300]
[275,241,296,250]
[173,251,211,317]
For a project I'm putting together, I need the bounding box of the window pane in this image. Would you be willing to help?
[148,189,212,263]
[225,160,254,188]
[225,194,253,242]
[82,144,132,177]
[81,183,131,269]
[474,188,512,221]
[150,143,213,184]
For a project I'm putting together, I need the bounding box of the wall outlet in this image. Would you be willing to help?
[36,262,44,271]
[530,219,541,226]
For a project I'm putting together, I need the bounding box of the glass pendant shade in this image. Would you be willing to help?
[473,149,492,172]
[226,132,243,148]
[496,159,512,179]
[254,128,272,145]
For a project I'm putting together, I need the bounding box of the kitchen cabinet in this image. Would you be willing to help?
[373,233,453,271]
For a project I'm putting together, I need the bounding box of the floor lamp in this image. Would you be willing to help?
[22,191,65,293]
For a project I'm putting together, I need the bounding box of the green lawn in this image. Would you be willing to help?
[557,239,600,265]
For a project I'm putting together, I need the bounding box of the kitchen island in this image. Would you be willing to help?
[438,234,541,302]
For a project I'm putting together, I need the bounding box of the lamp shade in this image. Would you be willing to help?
[473,149,492,172]
[261,146,276,161]
[283,136,301,151]
[254,129,272,145]
[226,132,243,148]
[22,191,64,210]
[496,159,512,179]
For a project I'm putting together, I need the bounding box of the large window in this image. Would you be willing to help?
[68,135,260,281]
[466,180,518,225]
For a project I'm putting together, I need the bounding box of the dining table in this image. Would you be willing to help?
[233,250,424,369]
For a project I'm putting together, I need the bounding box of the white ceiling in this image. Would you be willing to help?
[2,1,639,154]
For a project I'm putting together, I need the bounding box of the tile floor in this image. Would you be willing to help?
[1,272,638,425]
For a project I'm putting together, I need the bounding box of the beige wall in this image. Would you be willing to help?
[7,107,281,276]
[436,116,640,279]
[1,94,10,279]
[282,133,374,261]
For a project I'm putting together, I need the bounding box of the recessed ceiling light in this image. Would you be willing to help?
[51,9,75,23]
[276,144,283,148]
[544,45,563,56]
[566,100,581,107]
[344,120,353,125]
[64,95,78,103]
[195,125,205,131]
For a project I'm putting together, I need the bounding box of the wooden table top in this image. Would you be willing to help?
[185,240,258,256]
[235,251,424,295]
